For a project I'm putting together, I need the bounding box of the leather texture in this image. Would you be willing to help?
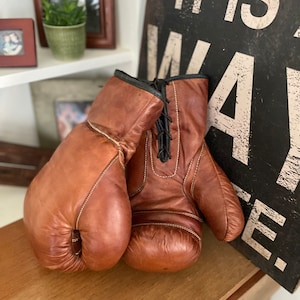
[123,75,245,272]
[23,70,164,272]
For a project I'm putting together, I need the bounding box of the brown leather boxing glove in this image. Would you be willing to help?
[123,74,244,272]
[23,70,163,272]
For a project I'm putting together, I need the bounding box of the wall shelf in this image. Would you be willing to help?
[0,46,133,89]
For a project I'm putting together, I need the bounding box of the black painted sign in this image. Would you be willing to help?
[138,0,300,293]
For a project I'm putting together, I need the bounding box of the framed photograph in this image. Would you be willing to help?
[0,19,37,67]
[54,99,93,140]
[30,77,107,148]
[33,0,115,49]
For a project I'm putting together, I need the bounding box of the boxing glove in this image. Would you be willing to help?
[23,70,164,272]
[123,74,244,272]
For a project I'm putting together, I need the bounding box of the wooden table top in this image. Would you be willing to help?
[0,220,260,300]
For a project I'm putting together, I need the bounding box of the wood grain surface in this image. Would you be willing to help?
[0,220,260,300]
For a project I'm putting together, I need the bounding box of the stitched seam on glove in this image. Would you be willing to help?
[203,142,229,240]
[128,133,149,198]
[132,222,202,242]
[191,143,205,198]
[87,119,124,168]
[75,155,119,229]
[182,143,205,200]
[87,119,119,147]
[133,210,203,222]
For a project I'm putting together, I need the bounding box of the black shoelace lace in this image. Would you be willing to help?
[150,79,172,163]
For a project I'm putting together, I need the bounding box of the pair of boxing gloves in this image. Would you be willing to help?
[23,69,244,272]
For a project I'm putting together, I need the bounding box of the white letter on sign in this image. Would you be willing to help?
[175,0,202,14]
[242,199,286,260]
[206,52,254,165]
[147,26,182,80]
[186,40,211,74]
[224,0,239,22]
[294,26,300,38]
[241,0,280,29]
[276,68,300,192]
[157,31,182,79]
[147,24,158,81]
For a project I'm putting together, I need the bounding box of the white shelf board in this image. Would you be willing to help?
[0,47,133,89]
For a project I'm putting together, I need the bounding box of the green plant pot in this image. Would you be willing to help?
[43,23,86,61]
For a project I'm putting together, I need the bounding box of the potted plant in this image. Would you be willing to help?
[42,0,87,60]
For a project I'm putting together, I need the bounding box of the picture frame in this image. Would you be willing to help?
[54,99,93,141]
[0,19,37,67]
[30,77,107,148]
[33,0,116,49]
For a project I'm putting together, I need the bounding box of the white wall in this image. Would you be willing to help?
[0,85,39,145]
[272,285,300,299]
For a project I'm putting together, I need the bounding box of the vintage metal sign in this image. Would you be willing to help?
[138,0,300,293]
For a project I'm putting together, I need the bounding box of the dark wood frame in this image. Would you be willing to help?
[33,0,115,49]
[0,142,53,186]
[0,19,37,67]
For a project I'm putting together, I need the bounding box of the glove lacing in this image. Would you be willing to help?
[150,79,172,163]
